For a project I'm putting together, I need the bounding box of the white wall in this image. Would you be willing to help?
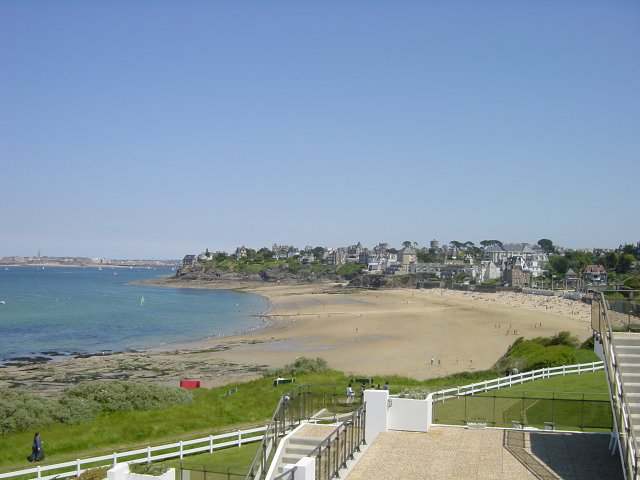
[388,398,429,432]
[363,389,389,444]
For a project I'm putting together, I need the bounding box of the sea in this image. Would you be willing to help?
[0,266,270,364]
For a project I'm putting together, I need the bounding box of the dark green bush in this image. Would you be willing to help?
[530,331,578,348]
[62,381,192,412]
[270,357,329,377]
[0,381,192,436]
[494,336,578,373]
[0,390,57,435]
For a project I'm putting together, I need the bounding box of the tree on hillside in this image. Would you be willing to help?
[563,250,593,274]
[257,247,274,260]
[548,256,569,275]
[417,248,439,263]
[480,240,503,248]
[617,254,636,274]
[537,239,555,254]
[604,252,619,271]
[402,241,413,248]
[450,240,464,250]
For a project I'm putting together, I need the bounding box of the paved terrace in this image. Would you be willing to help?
[345,427,623,480]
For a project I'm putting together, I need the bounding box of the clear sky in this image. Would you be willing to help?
[1,1,638,259]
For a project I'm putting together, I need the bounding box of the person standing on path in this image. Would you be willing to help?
[29,432,43,462]
[346,384,355,404]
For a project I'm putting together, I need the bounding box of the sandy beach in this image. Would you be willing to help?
[0,283,593,395]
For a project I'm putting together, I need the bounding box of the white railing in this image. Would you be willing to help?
[0,426,266,480]
[592,291,640,480]
[431,361,604,402]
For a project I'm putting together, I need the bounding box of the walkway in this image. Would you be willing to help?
[345,427,622,479]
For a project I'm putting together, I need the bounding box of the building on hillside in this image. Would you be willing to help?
[398,246,417,265]
[503,257,531,287]
[583,265,607,285]
[182,255,197,267]
[373,243,391,254]
[347,242,364,256]
[198,248,213,261]
[300,254,314,265]
[411,263,442,277]
[484,243,548,266]
[479,261,501,283]
[327,250,346,266]
[235,246,248,259]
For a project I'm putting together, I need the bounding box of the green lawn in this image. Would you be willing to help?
[433,370,612,431]
[0,365,610,473]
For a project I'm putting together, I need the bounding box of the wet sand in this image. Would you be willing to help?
[0,283,592,396]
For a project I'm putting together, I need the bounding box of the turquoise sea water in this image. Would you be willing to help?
[0,267,269,362]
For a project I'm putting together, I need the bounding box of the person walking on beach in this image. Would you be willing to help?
[29,432,43,462]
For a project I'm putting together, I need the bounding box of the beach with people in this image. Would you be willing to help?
[0,283,592,395]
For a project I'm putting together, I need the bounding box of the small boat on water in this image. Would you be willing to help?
[0,300,5,305]
[140,296,145,306]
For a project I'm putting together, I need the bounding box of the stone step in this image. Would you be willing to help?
[288,436,323,446]
[622,394,640,409]
[611,334,640,346]
[281,454,305,465]
[619,364,640,375]
[616,353,640,365]
[286,445,316,456]
[622,382,640,395]
[616,345,640,354]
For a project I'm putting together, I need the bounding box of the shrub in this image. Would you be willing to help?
[77,466,109,480]
[580,336,595,350]
[269,357,329,377]
[129,463,168,476]
[397,387,431,399]
[54,396,100,424]
[62,381,192,413]
[493,337,578,373]
[0,390,57,435]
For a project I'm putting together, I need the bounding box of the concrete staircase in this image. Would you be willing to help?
[611,332,640,440]
[273,436,319,477]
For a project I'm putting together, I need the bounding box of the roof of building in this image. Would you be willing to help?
[584,264,607,273]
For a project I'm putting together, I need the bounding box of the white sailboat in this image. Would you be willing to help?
[140,296,145,306]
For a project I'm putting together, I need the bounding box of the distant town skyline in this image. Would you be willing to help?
[2,2,638,259]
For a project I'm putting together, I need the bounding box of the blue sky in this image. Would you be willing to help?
[1,1,638,259]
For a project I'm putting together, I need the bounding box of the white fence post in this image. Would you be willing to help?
[209,435,214,453]
[238,430,242,447]
[36,466,41,480]
[76,459,81,477]
[113,452,118,467]
[147,446,151,463]
[179,441,183,459]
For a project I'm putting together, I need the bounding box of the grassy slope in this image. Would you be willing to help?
[0,355,607,472]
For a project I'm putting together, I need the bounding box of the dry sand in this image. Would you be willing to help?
[0,283,593,395]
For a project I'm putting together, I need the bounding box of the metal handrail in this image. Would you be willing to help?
[245,385,360,480]
[593,291,640,479]
[309,402,366,480]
